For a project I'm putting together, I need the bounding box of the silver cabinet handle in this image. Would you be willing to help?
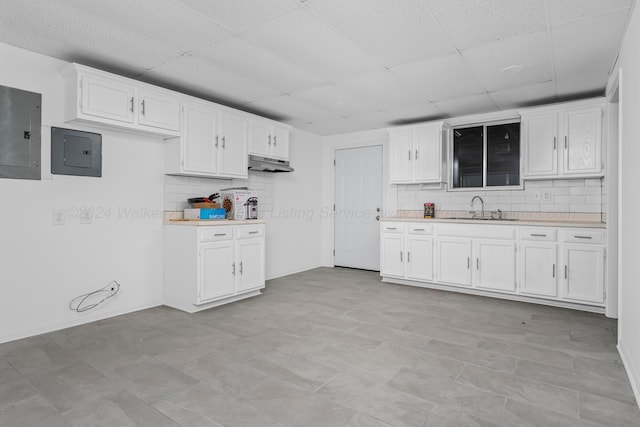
[268,135,272,145]
[415,149,418,160]
[476,258,479,270]
[564,136,568,149]
[400,251,403,262]
[215,136,219,147]
[408,150,412,160]
[376,216,380,221]
[376,207,381,212]
[467,257,470,269]
[574,235,592,240]
[273,136,277,146]
[214,233,227,237]
[414,228,425,231]
[553,264,556,278]
[553,136,557,150]
[531,233,547,237]
[232,262,236,275]
[239,261,243,275]
[407,252,411,263]
[222,136,226,148]
[141,99,145,116]
[387,227,397,230]
[130,97,134,113]
[249,231,259,234]
[564,265,568,279]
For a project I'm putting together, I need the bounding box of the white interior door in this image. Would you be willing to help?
[335,146,383,270]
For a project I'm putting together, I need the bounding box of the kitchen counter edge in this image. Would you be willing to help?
[165,219,267,226]
[380,217,606,229]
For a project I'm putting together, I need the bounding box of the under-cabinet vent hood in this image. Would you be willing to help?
[248,155,294,173]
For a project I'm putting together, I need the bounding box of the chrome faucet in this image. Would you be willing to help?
[470,196,485,218]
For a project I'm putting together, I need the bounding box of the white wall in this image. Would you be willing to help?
[0,43,165,343]
[611,2,640,404]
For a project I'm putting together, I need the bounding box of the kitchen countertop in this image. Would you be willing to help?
[381,217,606,229]
[165,219,266,226]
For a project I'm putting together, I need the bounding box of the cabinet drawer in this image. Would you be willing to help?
[237,225,265,239]
[199,227,234,242]
[407,223,433,234]
[520,228,557,242]
[438,224,516,240]
[381,223,405,233]
[560,229,604,244]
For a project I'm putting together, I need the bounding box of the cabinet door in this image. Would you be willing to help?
[271,124,290,160]
[562,108,602,175]
[182,103,217,174]
[236,238,265,293]
[218,112,248,178]
[412,127,441,183]
[522,113,558,178]
[380,234,404,278]
[473,240,516,293]
[436,238,472,286]
[406,236,433,282]
[81,73,135,124]
[519,243,558,298]
[249,120,271,157]
[199,241,235,303]
[388,130,413,183]
[561,244,605,304]
[138,88,180,131]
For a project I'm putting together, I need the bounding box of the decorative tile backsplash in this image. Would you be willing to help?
[397,178,604,214]
[164,172,275,217]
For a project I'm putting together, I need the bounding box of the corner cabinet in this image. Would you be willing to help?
[61,63,181,137]
[388,122,447,184]
[380,221,606,312]
[165,100,248,179]
[164,223,266,313]
[249,119,291,160]
[521,102,603,180]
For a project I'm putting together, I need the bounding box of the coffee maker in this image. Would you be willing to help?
[245,197,258,220]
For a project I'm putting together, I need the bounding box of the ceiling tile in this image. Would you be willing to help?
[175,0,300,33]
[144,55,281,105]
[434,94,500,117]
[488,81,557,110]
[548,0,633,27]
[56,0,233,53]
[552,9,628,78]
[247,95,342,124]
[426,0,546,50]
[390,54,486,102]
[289,85,375,117]
[0,1,182,72]
[462,31,552,92]
[556,71,608,98]
[242,7,382,82]
[194,37,324,93]
[334,71,428,109]
[294,118,376,136]
[308,0,455,68]
[349,102,444,127]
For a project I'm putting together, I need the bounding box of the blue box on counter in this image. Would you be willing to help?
[184,208,226,220]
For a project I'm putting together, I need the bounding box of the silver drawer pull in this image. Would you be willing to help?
[386,227,397,230]
[414,228,425,231]
[214,233,227,237]
[552,264,556,278]
[530,233,547,237]
[574,235,592,239]
[564,265,568,279]
[249,231,259,234]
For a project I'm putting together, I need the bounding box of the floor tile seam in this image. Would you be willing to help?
[502,396,586,423]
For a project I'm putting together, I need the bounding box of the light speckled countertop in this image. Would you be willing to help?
[381,217,606,229]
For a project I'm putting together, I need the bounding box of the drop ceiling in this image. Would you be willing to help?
[0,0,634,135]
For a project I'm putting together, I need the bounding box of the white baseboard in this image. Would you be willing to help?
[266,264,324,281]
[0,301,163,345]
[618,341,640,405]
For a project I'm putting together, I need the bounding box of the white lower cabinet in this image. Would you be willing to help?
[436,238,472,286]
[473,240,516,293]
[164,223,265,313]
[380,221,606,310]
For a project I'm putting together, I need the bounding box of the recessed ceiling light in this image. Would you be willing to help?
[500,65,525,75]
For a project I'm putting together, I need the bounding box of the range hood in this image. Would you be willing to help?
[248,155,294,173]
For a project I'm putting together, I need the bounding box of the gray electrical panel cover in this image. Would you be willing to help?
[0,85,42,180]
[51,127,102,177]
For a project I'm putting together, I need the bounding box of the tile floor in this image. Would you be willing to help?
[0,267,638,426]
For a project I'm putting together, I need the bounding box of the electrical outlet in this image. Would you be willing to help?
[52,209,66,225]
[542,190,552,201]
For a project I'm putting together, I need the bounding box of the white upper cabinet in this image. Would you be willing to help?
[63,63,181,137]
[166,101,248,179]
[388,122,446,184]
[521,101,603,180]
[249,119,290,160]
